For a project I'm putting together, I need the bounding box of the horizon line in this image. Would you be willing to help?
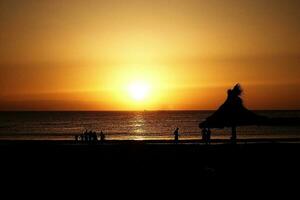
[1,109,300,112]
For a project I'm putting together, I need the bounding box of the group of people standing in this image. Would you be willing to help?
[75,130,105,142]
[174,127,211,144]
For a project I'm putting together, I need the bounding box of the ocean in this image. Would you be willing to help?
[0,111,300,140]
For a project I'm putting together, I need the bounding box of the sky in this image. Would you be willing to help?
[0,0,299,110]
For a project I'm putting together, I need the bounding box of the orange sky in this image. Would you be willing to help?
[0,0,300,110]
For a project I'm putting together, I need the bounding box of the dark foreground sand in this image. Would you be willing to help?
[1,139,299,182]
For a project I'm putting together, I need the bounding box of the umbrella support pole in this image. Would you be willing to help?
[231,126,237,143]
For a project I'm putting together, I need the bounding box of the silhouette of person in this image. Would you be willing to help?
[100,131,105,141]
[75,135,79,141]
[83,129,88,141]
[84,131,90,141]
[174,127,179,142]
[88,131,93,141]
[91,131,97,141]
[207,128,211,144]
[201,128,211,144]
[201,128,207,143]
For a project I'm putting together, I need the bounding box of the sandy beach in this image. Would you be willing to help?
[1,139,299,180]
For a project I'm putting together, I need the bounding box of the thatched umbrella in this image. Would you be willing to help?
[199,84,268,142]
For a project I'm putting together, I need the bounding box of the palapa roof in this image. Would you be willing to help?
[200,84,267,129]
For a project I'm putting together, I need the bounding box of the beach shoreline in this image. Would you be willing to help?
[0,136,300,143]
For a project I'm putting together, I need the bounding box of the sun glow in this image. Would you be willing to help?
[128,81,150,101]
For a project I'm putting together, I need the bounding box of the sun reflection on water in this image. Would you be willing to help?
[132,112,145,134]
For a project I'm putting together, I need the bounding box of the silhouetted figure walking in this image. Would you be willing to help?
[201,128,207,144]
[174,127,179,142]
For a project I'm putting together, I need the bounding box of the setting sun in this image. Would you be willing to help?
[0,0,300,111]
[128,81,150,101]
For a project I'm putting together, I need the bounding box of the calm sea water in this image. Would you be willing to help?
[0,111,300,140]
